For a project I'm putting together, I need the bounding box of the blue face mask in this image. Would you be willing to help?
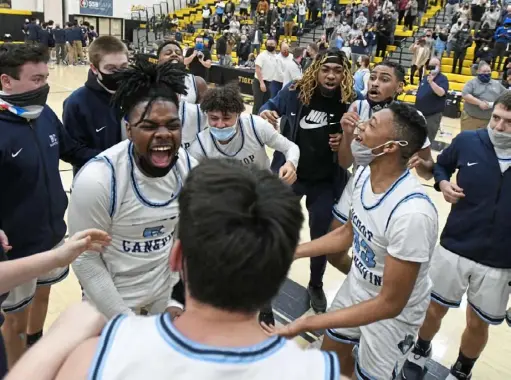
[195,42,204,50]
[210,125,237,141]
[478,73,491,83]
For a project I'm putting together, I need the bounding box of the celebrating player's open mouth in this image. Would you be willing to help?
[148,142,176,168]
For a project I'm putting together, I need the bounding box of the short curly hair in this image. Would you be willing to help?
[200,82,245,115]
[388,102,428,161]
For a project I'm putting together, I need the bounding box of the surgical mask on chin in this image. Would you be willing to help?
[351,138,408,167]
[210,123,237,141]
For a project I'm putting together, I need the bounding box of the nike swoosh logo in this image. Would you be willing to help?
[467,162,478,167]
[12,148,22,158]
[96,127,106,132]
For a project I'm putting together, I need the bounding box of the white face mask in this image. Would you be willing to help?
[351,139,408,167]
[487,125,511,172]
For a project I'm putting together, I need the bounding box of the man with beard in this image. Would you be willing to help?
[63,36,129,175]
[68,61,197,319]
[157,40,209,104]
[259,48,353,322]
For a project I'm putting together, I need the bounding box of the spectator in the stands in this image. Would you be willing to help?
[473,23,493,63]
[353,55,370,97]
[250,0,258,18]
[472,43,494,75]
[225,0,236,16]
[283,4,296,37]
[337,19,351,41]
[492,19,511,71]
[216,30,228,66]
[404,0,418,31]
[202,4,211,29]
[354,11,368,28]
[307,0,320,24]
[317,35,328,52]
[451,23,473,74]
[458,3,471,25]
[375,12,392,58]
[350,33,368,72]
[397,0,409,25]
[410,37,431,85]
[461,61,507,131]
[239,0,249,16]
[237,34,251,64]
[499,5,511,25]
[434,25,449,59]
[343,4,354,25]
[333,30,344,49]
[301,42,318,71]
[249,27,263,54]
[256,0,269,14]
[502,69,511,88]
[416,0,427,27]
[184,36,212,79]
[445,0,460,21]
[243,53,256,69]
[481,4,500,30]
[415,57,449,142]
[470,0,485,31]
[324,11,336,41]
[252,38,278,114]
[202,30,214,50]
[446,19,461,57]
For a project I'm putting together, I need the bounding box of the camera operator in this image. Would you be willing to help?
[184,35,212,79]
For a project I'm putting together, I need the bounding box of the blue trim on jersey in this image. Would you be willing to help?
[197,134,208,158]
[355,359,377,380]
[211,118,245,157]
[156,313,286,363]
[88,314,126,380]
[384,192,437,232]
[325,329,359,345]
[468,300,505,325]
[127,142,182,208]
[322,351,340,380]
[354,166,367,188]
[195,104,202,133]
[184,149,192,171]
[430,291,461,308]
[332,208,348,224]
[361,170,410,211]
[190,74,198,101]
[249,114,264,147]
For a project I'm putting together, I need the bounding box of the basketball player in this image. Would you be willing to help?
[157,40,208,104]
[402,91,511,380]
[68,60,196,319]
[340,61,435,181]
[9,160,341,380]
[63,36,130,175]
[328,62,436,275]
[263,102,438,380]
[188,83,299,184]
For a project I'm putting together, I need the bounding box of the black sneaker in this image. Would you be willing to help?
[401,343,431,380]
[307,285,327,313]
[258,310,275,326]
[447,368,472,380]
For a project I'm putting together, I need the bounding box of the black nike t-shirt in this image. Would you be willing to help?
[296,89,348,181]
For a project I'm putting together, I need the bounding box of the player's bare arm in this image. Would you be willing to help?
[295,220,354,259]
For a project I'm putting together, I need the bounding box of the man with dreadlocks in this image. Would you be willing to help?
[258,48,353,323]
[68,61,196,319]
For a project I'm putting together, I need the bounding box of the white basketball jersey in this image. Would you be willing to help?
[75,140,196,310]
[88,313,340,380]
[351,100,431,149]
[189,114,270,169]
[179,100,207,151]
[348,166,438,317]
[183,73,198,104]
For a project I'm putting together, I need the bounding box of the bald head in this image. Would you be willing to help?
[280,42,289,54]
[429,57,440,67]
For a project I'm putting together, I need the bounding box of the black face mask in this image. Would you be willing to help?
[0,83,50,107]
[266,45,276,52]
[427,65,437,71]
[356,61,361,67]
[97,70,119,92]
[367,97,393,112]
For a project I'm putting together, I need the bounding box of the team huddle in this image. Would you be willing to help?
[0,36,510,380]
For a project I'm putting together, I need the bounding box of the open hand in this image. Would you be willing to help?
[260,316,307,339]
[260,110,280,128]
[54,229,111,267]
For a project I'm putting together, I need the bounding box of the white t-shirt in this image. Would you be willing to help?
[341,166,438,308]
[255,51,279,82]
[188,114,300,170]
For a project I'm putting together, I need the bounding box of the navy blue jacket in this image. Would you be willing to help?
[260,82,348,194]
[63,70,123,175]
[434,129,511,268]
[64,28,74,43]
[0,106,92,260]
[26,23,40,41]
[70,26,84,42]
[53,28,66,44]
